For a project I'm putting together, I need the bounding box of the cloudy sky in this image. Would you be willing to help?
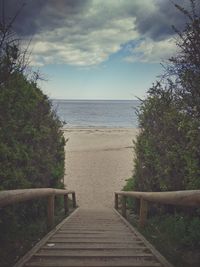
[3,0,192,99]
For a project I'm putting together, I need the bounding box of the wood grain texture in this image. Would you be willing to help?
[15,208,173,267]
[0,188,75,208]
[115,190,200,206]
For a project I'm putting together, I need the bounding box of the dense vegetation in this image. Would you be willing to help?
[0,7,66,267]
[124,1,200,266]
[128,0,200,208]
[0,73,65,190]
[133,1,200,193]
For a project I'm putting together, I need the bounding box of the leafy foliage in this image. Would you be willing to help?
[123,177,136,209]
[139,214,200,267]
[0,4,66,266]
[0,73,65,190]
[132,0,200,193]
[124,2,200,264]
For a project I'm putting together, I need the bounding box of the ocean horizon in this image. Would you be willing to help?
[52,99,140,128]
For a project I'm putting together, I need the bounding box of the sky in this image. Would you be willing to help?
[3,0,192,100]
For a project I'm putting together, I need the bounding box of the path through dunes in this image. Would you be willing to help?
[14,128,173,267]
[64,128,138,208]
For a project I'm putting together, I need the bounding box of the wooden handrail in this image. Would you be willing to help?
[115,190,200,206]
[114,190,200,227]
[0,188,75,207]
[0,188,77,229]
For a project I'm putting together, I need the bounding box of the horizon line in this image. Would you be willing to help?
[50,98,140,101]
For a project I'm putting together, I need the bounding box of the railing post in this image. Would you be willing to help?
[64,194,69,214]
[47,194,55,230]
[122,195,127,218]
[139,198,148,228]
[72,192,76,208]
[115,193,119,210]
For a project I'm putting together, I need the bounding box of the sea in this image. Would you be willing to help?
[51,100,140,128]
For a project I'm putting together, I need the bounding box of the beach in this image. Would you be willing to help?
[63,128,138,209]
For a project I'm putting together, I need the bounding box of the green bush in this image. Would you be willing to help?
[0,73,65,190]
[0,73,66,266]
[129,0,200,194]
[139,214,200,266]
[123,177,135,210]
[123,3,200,264]
[0,9,66,266]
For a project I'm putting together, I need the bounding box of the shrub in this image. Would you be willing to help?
[0,5,66,266]
[131,0,200,194]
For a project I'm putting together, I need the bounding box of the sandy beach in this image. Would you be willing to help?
[64,128,138,209]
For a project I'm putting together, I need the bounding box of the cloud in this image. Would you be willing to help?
[124,38,177,63]
[29,16,138,66]
[3,0,196,66]
[134,0,185,40]
[3,0,90,36]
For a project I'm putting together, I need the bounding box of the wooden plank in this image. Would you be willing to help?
[47,195,55,230]
[64,194,69,214]
[122,195,127,218]
[58,229,129,233]
[25,258,162,267]
[115,193,119,209]
[49,240,142,244]
[52,233,138,238]
[72,192,76,208]
[35,250,154,257]
[52,235,138,239]
[42,244,147,250]
[57,230,128,234]
[139,198,148,228]
[59,227,129,231]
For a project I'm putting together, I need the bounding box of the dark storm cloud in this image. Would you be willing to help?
[2,0,198,66]
[2,0,90,36]
[2,0,192,40]
[134,0,194,40]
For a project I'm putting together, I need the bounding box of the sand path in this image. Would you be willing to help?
[64,128,138,209]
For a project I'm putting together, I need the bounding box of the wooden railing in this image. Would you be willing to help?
[0,188,76,229]
[115,190,200,227]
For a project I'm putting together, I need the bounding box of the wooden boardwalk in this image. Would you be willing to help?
[15,208,173,267]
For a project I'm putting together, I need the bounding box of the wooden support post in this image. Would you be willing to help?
[72,192,76,208]
[64,194,69,214]
[139,198,148,228]
[122,196,127,218]
[115,193,119,210]
[47,195,55,230]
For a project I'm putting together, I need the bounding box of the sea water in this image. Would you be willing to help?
[52,99,140,128]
